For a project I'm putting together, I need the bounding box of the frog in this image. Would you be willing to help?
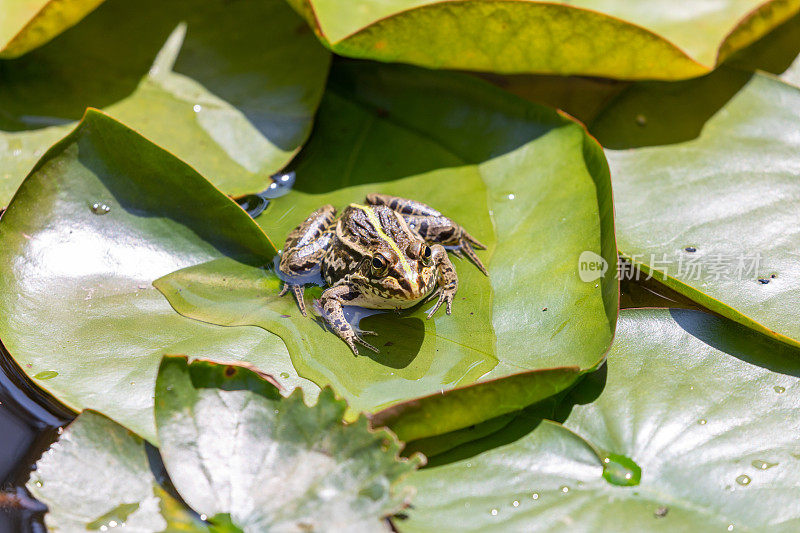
[277,193,487,354]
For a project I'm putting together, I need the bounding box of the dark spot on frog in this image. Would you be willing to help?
[224,366,237,377]
[771,274,777,278]
[684,246,697,253]
[469,312,473,315]
[758,278,770,284]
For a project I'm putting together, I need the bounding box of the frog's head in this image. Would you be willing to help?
[356,239,437,307]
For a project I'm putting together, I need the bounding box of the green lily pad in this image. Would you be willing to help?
[155,61,616,441]
[0,0,330,205]
[0,109,312,443]
[0,0,103,58]
[591,69,800,348]
[397,308,800,531]
[287,0,798,80]
[27,410,207,532]
[155,356,422,532]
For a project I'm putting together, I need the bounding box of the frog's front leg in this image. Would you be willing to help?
[278,205,336,316]
[426,244,458,319]
[318,283,378,356]
[366,193,488,275]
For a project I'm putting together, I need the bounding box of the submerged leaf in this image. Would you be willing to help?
[27,411,206,532]
[155,357,422,532]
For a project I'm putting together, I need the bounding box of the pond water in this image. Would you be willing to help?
[0,342,70,532]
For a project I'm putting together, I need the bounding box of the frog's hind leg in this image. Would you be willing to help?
[318,284,378,356]
[366,193,487,274]
[278,205,336,316]
[404,214,487,276]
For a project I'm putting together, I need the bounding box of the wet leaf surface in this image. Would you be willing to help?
[591,70,800,348]
[398,308,800,532]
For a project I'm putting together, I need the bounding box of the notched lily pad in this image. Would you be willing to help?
[156,61,617,441]
[155,356,423,532]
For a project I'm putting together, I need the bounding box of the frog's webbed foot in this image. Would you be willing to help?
[319,285,378,355]
[427,245,458,319]
[455,234,488,276]
[279,283,308,316]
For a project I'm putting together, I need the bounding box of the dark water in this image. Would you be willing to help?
[0,342,70,533]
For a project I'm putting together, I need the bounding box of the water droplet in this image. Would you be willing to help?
[751,459,778,470]
[735,474,751,486]
[728,525,735,531]
[100,526,107,532]
[200,514,208,521]
[635,114,647,126]
[33,371,58,380]
[193,104,202,112]
[12,149,22,157]
[512,500,519,507]
[490,509,498,516]
[531,493,539,500]
[601,453,641,486]
[654,506,668,518]
[774,386,785,393]
[507,193,515,200]
[280,372,290,379]
[698,419,707,425]
[685,246,697,253]
[758,278,770,284]
[560,486,569,493]
[34,480,43,487]
[108,521,118,528]
[90,203,111,215]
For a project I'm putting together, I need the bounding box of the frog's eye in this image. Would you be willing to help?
[421,245,432,265]
[371,255,389,276]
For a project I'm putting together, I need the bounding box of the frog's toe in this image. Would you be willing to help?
[460,238,488,276]
[462,230,487,250]
[355,336,379,354]
[358,329,379,336]
[279,282,290,297]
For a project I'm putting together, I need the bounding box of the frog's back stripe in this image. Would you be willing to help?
[352,203,414,279]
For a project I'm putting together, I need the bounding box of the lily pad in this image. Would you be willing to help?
[0,109,312,443]
[397,308,800,531]
[287,0,799,79]
[0,0,330,205]
[27,410,206,532]
[0,0,103,58]
[591,69,800,348]
[155,61,616,441]
[155,356,422,532]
